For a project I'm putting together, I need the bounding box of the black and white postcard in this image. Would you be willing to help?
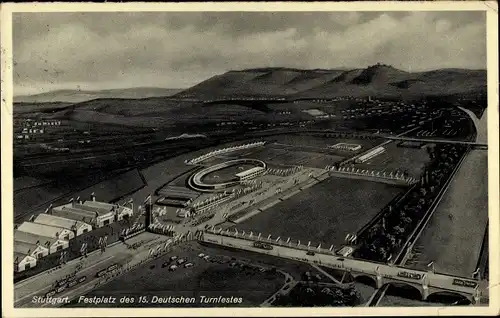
[1,2,499,317]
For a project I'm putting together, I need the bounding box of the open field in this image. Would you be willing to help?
[265,134,381,154]
[14,176,52,192]
[14,168,146,223]
[405,150,488,277]
[67,241,290,307]
[354,141,430,178]
[234,176,404,248]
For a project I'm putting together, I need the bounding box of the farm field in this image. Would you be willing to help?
[234,176,404,248]
[404,150,488,277]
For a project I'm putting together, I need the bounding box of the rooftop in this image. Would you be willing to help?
[74,202,114,216]
[236,166,265,178]
[17,221,69,239]
[34,213,90,230]
[14,252,32,263]
[82,200,115,212]
[14,230,60,246]
[14,240,45,255]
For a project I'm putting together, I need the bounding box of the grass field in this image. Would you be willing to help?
[405,150,488,277]
[264,135,380,153]
[354,141,430,178]
[234,176,403,247]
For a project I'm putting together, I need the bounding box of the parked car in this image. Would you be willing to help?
[177,258,186,265]
[169,265,178,271]
[170,256,178,262]
[198,253,205,258]
[78,276,87,283]
[184,263,194,268]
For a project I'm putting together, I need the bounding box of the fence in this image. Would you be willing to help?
[204,227,338,256]
[325,165,417,185]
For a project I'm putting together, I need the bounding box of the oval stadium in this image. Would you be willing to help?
[187,159,267,192]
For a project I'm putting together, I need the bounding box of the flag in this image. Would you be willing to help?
[144,194,152,206]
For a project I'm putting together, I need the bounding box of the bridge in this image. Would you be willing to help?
[199,229,487,304]
[383,136,488,149]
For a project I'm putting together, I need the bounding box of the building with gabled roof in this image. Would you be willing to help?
[17,221,75,241]
[14,252,37,272]
[34,213,92,236]
[14,240,49,259]
[14,230,69,254]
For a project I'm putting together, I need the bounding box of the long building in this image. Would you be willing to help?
[14,230,69,254]
[236,166,266,181]
[329,143,362,152]
[51,199,130,227]
[355,146,386,163]
[14,240,50,259]
[33,213,93,236]
[17,222,75,241]
[51,206,98,227]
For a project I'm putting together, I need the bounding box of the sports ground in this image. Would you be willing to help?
[233,176,404,248]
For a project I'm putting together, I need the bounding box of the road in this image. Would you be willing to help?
[368,147,474,306]
[385,136,486,148]
[404,150,488,277]
[14,232,165,308]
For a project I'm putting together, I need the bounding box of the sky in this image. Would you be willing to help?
[13,11,487,96]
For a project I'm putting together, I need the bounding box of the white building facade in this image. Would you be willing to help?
[355,146,386,163]
[236,167,266,181]
[14,253,37,272]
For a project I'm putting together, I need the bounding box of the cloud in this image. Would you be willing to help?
[12,11,486,95]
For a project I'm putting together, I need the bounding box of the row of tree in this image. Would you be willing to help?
[356,143,468,262]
